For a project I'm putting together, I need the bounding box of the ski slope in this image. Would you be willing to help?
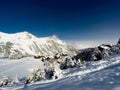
[0,55,120,90]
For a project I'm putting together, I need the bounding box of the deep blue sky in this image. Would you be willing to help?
[0,0,120,41]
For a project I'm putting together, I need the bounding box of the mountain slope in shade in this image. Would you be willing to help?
[0,32,76,59]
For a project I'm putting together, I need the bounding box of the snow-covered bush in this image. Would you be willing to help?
[45,61,62,79]
[25,68,56,84]
[60,56,82,69]
[0,76,11,86]
[0,75,20,86]
[25,60,62,84]
[25,69,45,84]
[52,62,62,79]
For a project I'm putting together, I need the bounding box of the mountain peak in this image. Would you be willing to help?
[0,31,76,59]
[49,35,59,40]
[16,31,37,39]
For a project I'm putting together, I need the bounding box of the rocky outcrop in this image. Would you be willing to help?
[74,39,120,61]
[111,38,120,54]
[117,38,120,44]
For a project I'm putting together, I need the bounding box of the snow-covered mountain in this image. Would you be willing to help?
[0,32,120,90]
[0,32,76,59]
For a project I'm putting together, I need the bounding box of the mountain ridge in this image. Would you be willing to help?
[0,31,76,59]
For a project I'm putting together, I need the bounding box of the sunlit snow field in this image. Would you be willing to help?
[0,55,120,90]
[0,57,44,79]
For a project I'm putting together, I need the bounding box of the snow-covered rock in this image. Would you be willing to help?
[111,38,120,54]
[117,38,120,45]
[74,44,115,61]
[0,32,76,59]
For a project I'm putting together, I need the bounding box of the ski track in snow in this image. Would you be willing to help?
[0,55,120,90]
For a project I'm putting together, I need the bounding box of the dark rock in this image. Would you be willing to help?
[117,38,120,44]
[54,53,61,59]
[74,44,113,61]
[45,69,54,79]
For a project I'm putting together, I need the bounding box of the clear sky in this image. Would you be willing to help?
[0,0,120,41]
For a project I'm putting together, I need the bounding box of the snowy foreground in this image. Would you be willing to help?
[0,57,44,79]
[0,55,120,90]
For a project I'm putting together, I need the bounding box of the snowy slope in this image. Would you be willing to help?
[0,32,76,59]
[25,63,120,90]
[0,55,120,90]
[0,32,120,90]
[0,57,44,79]
[24,55,120,90]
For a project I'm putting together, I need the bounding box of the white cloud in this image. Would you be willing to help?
[65,40,116,50]
[113,86,120,90]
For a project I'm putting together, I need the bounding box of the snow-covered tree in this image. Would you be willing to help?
[52,62,62,79]
[0,76,11,86]
[11,75,20,84]
[60,56,82,69]
[25,68,45,84]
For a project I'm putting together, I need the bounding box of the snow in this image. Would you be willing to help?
[0,31,120,90]
[0,32,76,58]
[0,57,44,79]
[0,55,120,90]
[66,40,115,49]
[99,45,110,50]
